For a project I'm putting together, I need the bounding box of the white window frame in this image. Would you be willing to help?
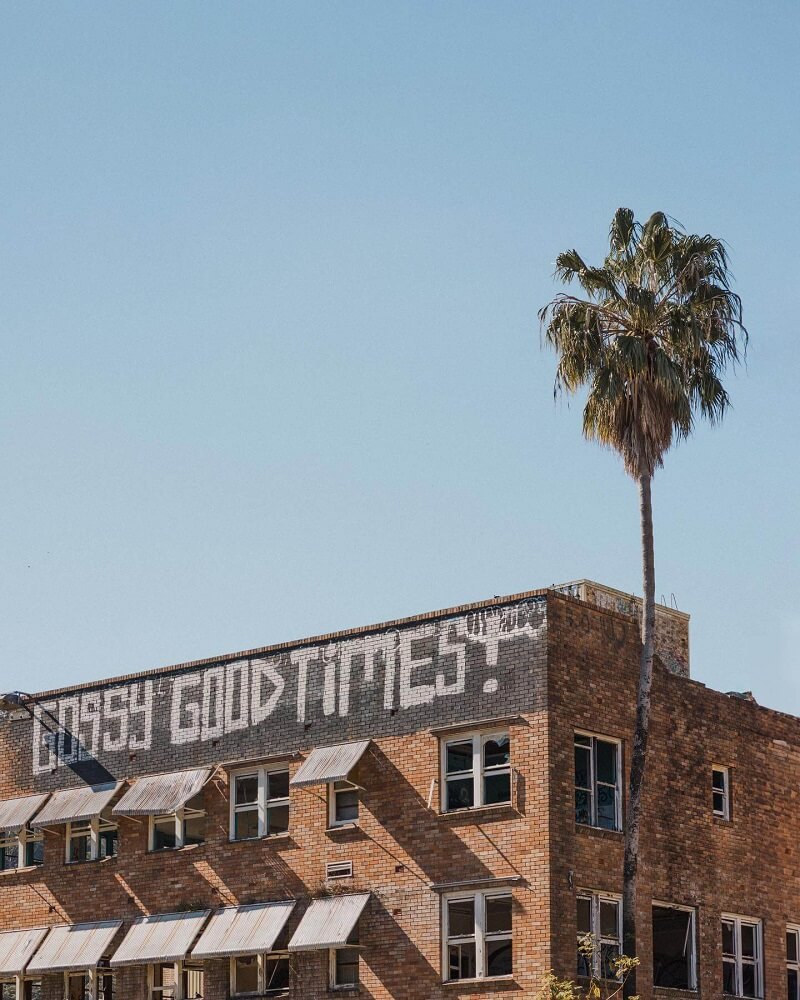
[576,890,623,980]
[229,952,290,996]
[722,914,763,998]
[66,813,118,864]
[229,766,290,842]
[148,962,203,1000]
[574,731,622,831]
[327,780,360,828]
[328,946,360,991]
[713,765,731,820]
[440,731,511,813]
[0,826,43,872]
[788,925,800,1000]
[63,969,114,1000]
[442,889,513,982]
[651,901,697,991]
[148,802,205,852]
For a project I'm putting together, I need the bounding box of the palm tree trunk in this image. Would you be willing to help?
[622,472,656,998]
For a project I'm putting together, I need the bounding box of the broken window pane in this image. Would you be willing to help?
[265,956,289,992]
[486,938,512,976]
[484,737,510,769]
[235,774,258,805]
[234,955,259,994]
[597,786,617,829]
[652,905,692,989]
[334,948,359,987]
[575,789,591,826]
[742,962,757,997]
[599,900,618,937]
[722,920,736,956]
[447,777,474,811]
[448,942,476,980]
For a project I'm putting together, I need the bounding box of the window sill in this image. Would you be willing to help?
[66,855,118,867]
[229,831,292,844]
[439,803,519,822]
[326,823,360,833]
[575,823,623,838]
[0,864,42,877]
[442,975,516,987]
[653,988,699,995]
[147,843,203,855]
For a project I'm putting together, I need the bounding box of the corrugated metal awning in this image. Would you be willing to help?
[0,928,50,976]
[31,782,122,829]
[0,793,49,832]
[288,894,370,951]
[192,902,296,959]
[112,767,212,817]
[111,911,211,967]
[27,921,123,973]
[290,741,370,788]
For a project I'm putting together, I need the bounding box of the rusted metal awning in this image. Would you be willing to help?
[27,921,123,973]
[288,894,370,951]
[0,928,49,976]
[192,902,296,959]
[31,782,122,829]
[290,741,370,788]
[111,911,211,967]
[0,793,49,832]
[112,767,212,817]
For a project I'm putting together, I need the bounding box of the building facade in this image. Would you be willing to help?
[0,580,793,1000]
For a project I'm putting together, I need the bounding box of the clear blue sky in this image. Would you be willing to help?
[2,2,798,711]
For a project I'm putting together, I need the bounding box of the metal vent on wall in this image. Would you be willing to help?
[325,860,353,880]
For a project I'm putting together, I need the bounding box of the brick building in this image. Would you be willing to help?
[0,580,793,1000]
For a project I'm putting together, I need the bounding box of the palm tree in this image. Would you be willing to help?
[540,208,746,996]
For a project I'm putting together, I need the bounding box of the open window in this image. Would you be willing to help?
[0,983,41,1000]
[231,953,290,996]
[112,768,211,853]
[652,903,696,990]
[288,893,369,989]
[150,794,205,852]
[722,914,762,998]
[0,826,43,871]
[290,741,370,829]
[443,891,512,981]
[713,766,731,820]
[441,731,511,812]
[64,971,114,999]
[574,732,621,831]
[230,767,290,841]
[27,921,122,1000]
[576,891,622,980]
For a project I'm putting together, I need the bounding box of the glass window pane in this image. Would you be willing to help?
[722,920,736,956]
[712,769,726,790]
[0,842,17,870]
[335,789,359,823]
[574,746,591,789]
[267,804,289,836]
[789,930,799,963]
[446,741,473,775]
[486,896,512,934]
[741,923,756,958]
[486,938,512,977]
[483,736,509,769]
[448,898,475,937]
[448,942,476,980]
[600,900,619,937]
[25,838,44,867]
[153,819,176,851]
[576,897,592,933]
[723,958,737,994]
[713,790,726,814]
[235,775,258,805]
[652,906,691,989]
[596,741,617,784]
[184,815,205,846]
[597,785,618,830]
[447,777,474,811]
[742,962,757,997]
[789,968,798,1000]
[265,956,290,992]
[335,948,359,986]
[575,733,590,746]
[484,772,511,805]
[575,789,591,826]
[234,808,259,841]
[601,942,620,979]
[267,770,289,800]
[234,955,259,994]
[70,834,91,863]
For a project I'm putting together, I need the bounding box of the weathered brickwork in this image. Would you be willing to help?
[0,582,789,999]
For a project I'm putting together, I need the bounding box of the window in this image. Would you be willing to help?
[231,954,290,996]
[0,826,43,871]
[788,927,800,1000]
[652,903,696,990]
[149,963,203,1000]
[443,891,512,981]
[441,732,511,812]
[574,732,621,831]
[0,982,14,1000]
[326,861,353,880]
[65,972,114,1000]
[713,766,730,819]
[722,915,762,998]
[330,948,359,989]
[576,891,622,979]
[230,767,290,841]
[67,812,118,863]
[328,781,359,827]
[23,984,41,1000]
[149,794,205,852]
